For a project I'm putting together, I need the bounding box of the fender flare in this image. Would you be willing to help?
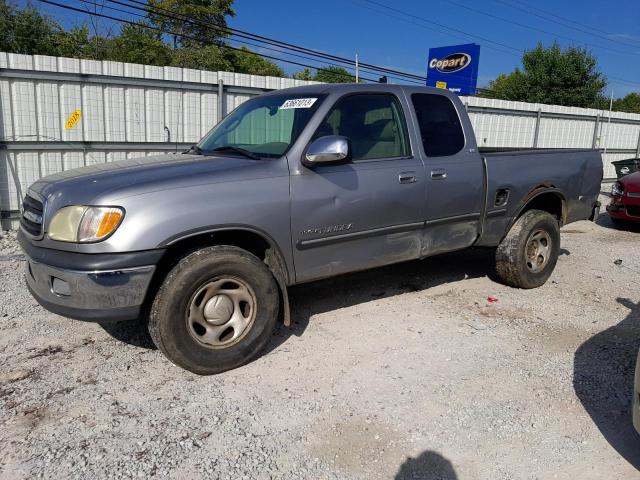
[508,187,567,231]
[159,224,293,326]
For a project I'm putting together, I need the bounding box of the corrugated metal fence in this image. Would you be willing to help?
[2,51,640,220]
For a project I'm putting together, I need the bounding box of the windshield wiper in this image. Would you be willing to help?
[212,146,260,160]
[183,145,204,155]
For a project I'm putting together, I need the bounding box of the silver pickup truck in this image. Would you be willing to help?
[18,84,602,374]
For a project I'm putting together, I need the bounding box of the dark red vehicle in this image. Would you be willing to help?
[607,172,640,224]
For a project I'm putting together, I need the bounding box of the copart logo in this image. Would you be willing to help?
[429,53,471,73]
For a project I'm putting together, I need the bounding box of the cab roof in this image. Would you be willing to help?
[262,82,457,98]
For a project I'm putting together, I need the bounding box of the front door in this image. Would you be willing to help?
[290,93,426,283]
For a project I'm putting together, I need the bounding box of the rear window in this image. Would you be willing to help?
[411,94,465,157]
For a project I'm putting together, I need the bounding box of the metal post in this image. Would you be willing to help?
[592,114,600,149]
[636,129,640,157]
[532,109,542,148]
[355,54,359,83]
[603,92,613,155]
[217,79,224,122]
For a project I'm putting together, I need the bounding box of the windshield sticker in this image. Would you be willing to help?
[279,98,317,109]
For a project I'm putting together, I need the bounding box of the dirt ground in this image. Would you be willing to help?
[1,208,640,479]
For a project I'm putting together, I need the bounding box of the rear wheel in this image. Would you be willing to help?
[149,246,279,375]
[495,209,560,289]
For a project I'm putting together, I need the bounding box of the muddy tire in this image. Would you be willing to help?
[495,209,560,289]
[148,246,279,375]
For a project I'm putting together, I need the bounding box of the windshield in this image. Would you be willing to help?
[198,93,324,158]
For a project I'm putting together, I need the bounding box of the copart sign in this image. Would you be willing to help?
[426,43,480,96]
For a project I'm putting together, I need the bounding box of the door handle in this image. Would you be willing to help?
[431,169,447,180]
[398,172,417,184]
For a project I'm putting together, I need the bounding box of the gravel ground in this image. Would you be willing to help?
[1,208,640,479]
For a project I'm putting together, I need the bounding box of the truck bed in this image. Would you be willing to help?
[476,148,603,246]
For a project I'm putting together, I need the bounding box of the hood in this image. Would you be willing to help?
[620,171,640,192]
[29,153,286,211]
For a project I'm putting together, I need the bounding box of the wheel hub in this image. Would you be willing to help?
[525,229,551,273]
[186,277,256,349]
[203,295,234,325]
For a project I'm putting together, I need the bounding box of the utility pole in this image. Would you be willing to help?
[603,91,613,155]
[355,53,359,83]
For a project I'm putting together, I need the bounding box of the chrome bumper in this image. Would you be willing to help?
[25,255,156,322]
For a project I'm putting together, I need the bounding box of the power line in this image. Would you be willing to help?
[35,0,387,83]
[354,0,640,91]
[30,0,640,92]
[350,0,519,58]
[438,0,639,57]
[494,0,640,50]
[360,0,523,55]
[116,0,427,82]
[90,0,424,84]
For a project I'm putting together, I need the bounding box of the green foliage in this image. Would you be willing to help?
[229,47,284,77]
[147,0,235,48]
[0,2,61,56]
[170,45,232,71]
[314,66,355,83]
[292,68,314,81]
[486,42,607,108]
[0,0,284,77]
[107,24,172,65]
[613,92,640,114]
[292,66,357,83]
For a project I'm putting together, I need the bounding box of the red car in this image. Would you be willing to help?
[607,171,640,224]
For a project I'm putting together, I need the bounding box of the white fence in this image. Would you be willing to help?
[2,52,640,218]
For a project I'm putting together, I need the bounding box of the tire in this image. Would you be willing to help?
[610,216,627,227]
[149,246,279,375]
[495,209,560,289]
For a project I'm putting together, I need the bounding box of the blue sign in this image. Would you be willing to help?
[426,43,480,96]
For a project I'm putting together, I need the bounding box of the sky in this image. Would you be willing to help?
[21,0,640,97]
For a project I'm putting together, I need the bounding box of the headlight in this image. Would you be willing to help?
[48,206,124,242]
[611,182,624,197]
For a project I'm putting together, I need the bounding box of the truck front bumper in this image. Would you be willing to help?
[19,231,164,322]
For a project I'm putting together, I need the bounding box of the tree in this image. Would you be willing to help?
[293,68,314,81]
[171,45,232,71]
[314,66,355,83]
[0,1,62,56]
[0,0,287,78]
[52,26,93,59]
[107,24,172,66]
[229,47,284,77]
[486,42,607,108]
[613,92,640,114]
[147,0,235,48]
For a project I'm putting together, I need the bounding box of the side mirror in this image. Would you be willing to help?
[304,136,350,166]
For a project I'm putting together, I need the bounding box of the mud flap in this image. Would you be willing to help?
[264,247,291,327]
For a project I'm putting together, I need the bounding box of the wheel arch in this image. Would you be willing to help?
[147,225,292,326]
[511,187,567,228]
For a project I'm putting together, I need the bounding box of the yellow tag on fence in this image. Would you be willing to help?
[64,109,82,130]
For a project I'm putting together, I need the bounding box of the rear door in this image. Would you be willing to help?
[290,92,426,282]
[410,92,485,255]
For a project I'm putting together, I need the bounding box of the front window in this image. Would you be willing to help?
[311,93,410,161]
[198,94,324,158]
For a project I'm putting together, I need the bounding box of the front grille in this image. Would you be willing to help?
[21,194,44,237]
[627,205,640,217]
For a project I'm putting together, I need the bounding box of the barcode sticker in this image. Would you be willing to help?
[280,98,318,109]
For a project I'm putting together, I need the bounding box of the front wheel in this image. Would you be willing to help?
[148,246,279,375]
[495,209,560,289]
